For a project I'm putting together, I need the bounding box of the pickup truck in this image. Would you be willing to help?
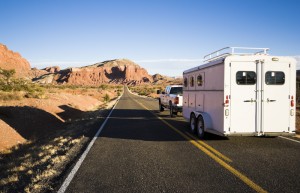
[157,85,183,117]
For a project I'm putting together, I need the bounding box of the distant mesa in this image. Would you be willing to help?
[152,73,183,85]
[43,66,60,73]
[43,59,154,85]
[0,43,181,85]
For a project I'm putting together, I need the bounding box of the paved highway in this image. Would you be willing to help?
[61,87,300,193]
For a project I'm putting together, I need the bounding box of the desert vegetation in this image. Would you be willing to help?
[0,68,45,100]
[129,85,167,98]
[0,70,123,192]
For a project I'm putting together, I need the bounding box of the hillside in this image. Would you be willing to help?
[0,44,31,77]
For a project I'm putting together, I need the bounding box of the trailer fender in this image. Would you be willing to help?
[193,112,213,131]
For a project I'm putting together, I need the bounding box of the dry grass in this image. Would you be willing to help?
[0,91,23,100]
[0,85,121,192]
[129,85,165,98]
[0,133,85,192]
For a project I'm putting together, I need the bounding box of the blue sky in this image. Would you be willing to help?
[1,0,300,76]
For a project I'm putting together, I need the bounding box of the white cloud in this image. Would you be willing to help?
[134,58,203,63]
[29,60,96,69]
[294,56,300,69]
[135,59,203,77]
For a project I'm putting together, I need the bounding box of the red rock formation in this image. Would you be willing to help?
[44,66,60,73]
[0,44,31,76]
[51,59,153,85]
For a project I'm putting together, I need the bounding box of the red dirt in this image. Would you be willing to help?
[0,88,117,152]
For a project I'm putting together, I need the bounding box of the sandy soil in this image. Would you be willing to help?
[0,87,119,151]
[0,86,121,192]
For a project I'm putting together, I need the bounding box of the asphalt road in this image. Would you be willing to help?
[63,87,300,193]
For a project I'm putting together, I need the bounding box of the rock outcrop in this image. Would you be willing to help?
[0,44,31,76]
[35,59,153,85]
[152,73,183,85]
[43,66,60,73]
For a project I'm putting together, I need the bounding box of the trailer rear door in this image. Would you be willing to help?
[230,62,257,133]
[230,60,291,135]
[262,62,290,133]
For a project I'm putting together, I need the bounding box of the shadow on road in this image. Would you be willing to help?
[99,108,228,142]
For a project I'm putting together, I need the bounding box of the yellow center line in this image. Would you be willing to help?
[183,131,232,163]
[132,97,268,193]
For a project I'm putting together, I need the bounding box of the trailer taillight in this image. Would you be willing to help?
[174,97,179,104]
[291,96,294,107]
[224,95,230,106]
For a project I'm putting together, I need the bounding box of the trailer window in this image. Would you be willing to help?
[265,71,285,85]
[190,76,194,87]
[184,78,188,87]
[236,71,256,85]
[197,75,203,86]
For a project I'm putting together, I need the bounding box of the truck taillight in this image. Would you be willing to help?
[291,96,294,107]
[174,97,179,104]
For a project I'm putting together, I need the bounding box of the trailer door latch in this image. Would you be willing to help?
[244,99,256,103]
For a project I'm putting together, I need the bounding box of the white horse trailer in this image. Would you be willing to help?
[183,47,296,138]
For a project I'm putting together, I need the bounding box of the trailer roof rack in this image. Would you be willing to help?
[203,47,269,62]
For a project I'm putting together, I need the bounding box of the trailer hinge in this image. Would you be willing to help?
[229,63,231,67]
[289,63,291,68]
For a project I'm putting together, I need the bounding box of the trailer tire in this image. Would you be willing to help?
[196,116,205,139]
[159,99,164,112]
[190,113,197,133]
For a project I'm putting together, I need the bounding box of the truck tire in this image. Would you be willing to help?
[159,99,164,112]
[196,116,205,139]
[190,113,196,133]
[169,101,175,117]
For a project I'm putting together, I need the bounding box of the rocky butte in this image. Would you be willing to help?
[36,59,154,85]
[0,43,31,77]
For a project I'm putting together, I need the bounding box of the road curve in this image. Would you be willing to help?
[62,87,300,193]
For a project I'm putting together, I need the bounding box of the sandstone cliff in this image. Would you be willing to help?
[36,59,153,85]
[0,44,31,76]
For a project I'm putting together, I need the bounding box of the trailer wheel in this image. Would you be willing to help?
[196,116,205,139]
[158,99,164,112]
[190,113,197,133]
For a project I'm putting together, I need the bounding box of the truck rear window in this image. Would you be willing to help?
[236,71,256,85]
[265,71,285,85]
[170,87,183,94]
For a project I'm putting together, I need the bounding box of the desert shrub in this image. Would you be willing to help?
[0,91,23,100]
[99,84,109,90]
[0,68,15,84]
[0,68,45,99]
[103,94,110,102]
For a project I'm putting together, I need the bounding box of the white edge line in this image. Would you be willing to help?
[278,136,300,144]
[57,96,121,193]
